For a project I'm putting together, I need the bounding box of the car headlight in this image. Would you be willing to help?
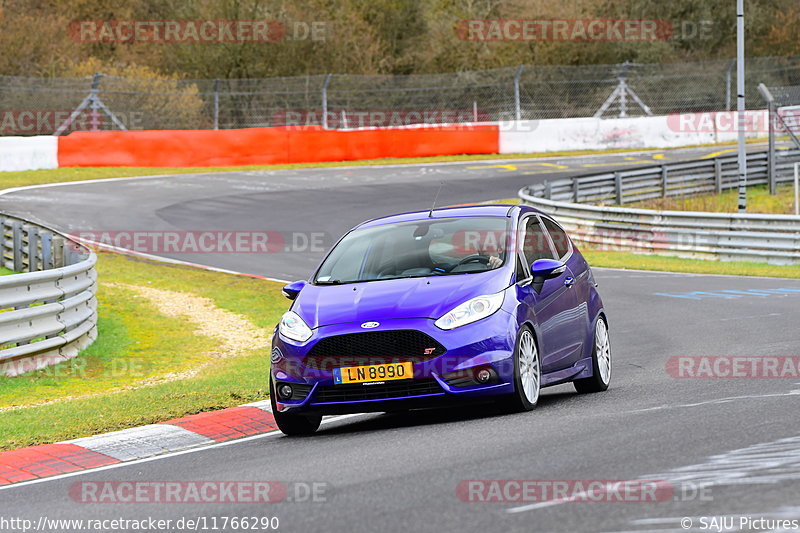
[434,292,505,330]
[279,311,313,342]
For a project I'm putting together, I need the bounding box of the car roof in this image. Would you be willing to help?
[356,204,517,229]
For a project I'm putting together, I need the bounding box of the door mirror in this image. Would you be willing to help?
[282,280,307,300]
[530,259,566,293]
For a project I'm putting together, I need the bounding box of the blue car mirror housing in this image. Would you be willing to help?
[282,280,307,300]
[530,259,567,293]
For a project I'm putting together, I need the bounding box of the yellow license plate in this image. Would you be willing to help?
[333,362,413,385]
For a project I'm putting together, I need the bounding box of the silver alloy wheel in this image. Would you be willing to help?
[518,330,540,404]
[595,318,611,385]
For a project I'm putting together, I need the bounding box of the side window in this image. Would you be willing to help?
[522,217,555,266]
[542,218,571,259]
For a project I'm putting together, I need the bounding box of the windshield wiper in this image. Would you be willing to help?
[315,279,342,285]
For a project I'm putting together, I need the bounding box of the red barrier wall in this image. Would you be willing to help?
[57,125,499,168]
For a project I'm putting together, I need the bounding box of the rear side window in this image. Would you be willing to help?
[542,218,571,259]
[522,217,555,266]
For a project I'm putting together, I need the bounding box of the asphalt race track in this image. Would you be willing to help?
[2,146,800,532]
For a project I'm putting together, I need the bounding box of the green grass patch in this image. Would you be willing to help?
[0,267,16,276]
[0,251,289,450]
[582,249,800,278]
[628,184,800,215]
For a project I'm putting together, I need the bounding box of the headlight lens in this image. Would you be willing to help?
[434,292,505,330]
[279,311,313,342]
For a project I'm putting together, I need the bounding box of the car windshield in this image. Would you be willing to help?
[314,216,509,284]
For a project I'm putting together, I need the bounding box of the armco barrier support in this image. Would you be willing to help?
[57,124,499,168]
[0,214,97,377]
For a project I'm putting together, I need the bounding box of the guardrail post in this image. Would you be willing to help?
[11,221,23,272]
[714,159,723,194]
[544,180,552,200]
[573,178,580,203]
[27,226,39,272]
[41,232,53,270]
[661,167,668,197]
[614,172,623,204]
[0,216,6,263]
[52,235,65,268]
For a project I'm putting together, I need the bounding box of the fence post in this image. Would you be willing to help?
[27,226,39,272]
[11,221,23,272]
[573,178,580,203]
[615,172,623,204]
[661,166,668,197]
[757,83,778,195]
[213,79,220,130]
[768,101,776,195]
[53,235,65,268]
[41,232,53,270]
[89,72,103,131]
[0,216,5,263]
[513,66,524,122]
[714,158,722,194]
[321,74,332,129]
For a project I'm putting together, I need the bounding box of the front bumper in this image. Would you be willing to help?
[270,311,518,415]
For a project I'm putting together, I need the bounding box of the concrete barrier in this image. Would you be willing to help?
[499,111,769,154]
[0,136,58,171]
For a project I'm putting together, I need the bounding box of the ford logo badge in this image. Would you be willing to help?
[361,321,380,329]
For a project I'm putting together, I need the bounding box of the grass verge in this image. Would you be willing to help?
[628,184,800,215]
[582,249,800,278]
[0,251,288,451]
[0,267,16,276]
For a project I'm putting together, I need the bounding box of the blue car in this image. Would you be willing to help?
[270,205,611,435]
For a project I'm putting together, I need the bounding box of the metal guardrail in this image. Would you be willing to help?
[0,214,97,377]
[519,149,800,265]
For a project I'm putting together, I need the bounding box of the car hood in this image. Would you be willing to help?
[292,271,511,329]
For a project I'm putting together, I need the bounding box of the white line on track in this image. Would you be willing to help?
[623,386,800,414]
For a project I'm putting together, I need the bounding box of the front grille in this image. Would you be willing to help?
[303,330,446,370]
[312,379,443,403]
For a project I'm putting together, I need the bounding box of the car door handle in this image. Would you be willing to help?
[564,276,575,288]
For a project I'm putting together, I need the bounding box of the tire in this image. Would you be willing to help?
[270,380,322,436]
[573,315,611,394]
[504,326,541,412]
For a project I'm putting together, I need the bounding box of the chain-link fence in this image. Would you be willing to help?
[2,55,800,135]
